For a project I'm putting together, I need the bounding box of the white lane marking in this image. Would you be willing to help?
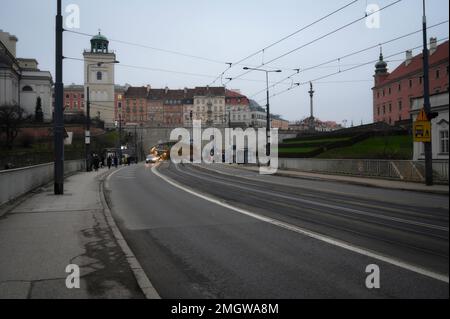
[152,164,449,284]
[177,164,448,232]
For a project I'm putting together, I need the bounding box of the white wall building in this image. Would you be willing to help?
[18,58,53,120]
[411,92,449,161]
[192,87,226,126]
[83,32,117,127]
[0,30,53,120]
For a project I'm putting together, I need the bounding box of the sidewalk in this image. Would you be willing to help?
[235,165,449,195]
[0,168,145,299]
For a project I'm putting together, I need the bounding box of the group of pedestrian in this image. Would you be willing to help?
[89,153,120,172]
[106,155,119,169]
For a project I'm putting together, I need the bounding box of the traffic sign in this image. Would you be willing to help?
[413,108,431,143]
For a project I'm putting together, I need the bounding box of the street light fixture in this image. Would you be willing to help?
[242,67,282,157]
[85,60,119,171]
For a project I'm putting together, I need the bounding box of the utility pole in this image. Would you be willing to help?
[119,113,123,164]
[85,86,91,171]
[422,0,433,186]
[54,0,64,194]
[134,124,137,162]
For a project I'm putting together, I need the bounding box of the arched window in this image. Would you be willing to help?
[96,71,102,81]
[22,85,33,92]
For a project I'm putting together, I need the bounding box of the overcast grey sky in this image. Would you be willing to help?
[1,0,448,124]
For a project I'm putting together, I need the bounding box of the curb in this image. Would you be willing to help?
[228,165,449,196]
[99,168,161,299]
[272,171,450,195]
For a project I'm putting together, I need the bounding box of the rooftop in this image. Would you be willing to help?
[376,40,449,86]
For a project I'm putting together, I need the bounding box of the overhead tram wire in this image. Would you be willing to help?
[256,36,449,104]
[65,29,227,65]
[248,19,448,98]
[63,56,293,85]
[208,0,361,86]
[225,0,403,86]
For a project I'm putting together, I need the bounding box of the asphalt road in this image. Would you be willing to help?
[105,162,449,299]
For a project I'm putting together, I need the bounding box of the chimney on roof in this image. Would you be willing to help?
[165,86,169,94]
[146,84,151,93]
[430,37,437,55]
[405,50,413,66]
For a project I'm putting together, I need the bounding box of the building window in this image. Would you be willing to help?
[419,76,423,84]
[97,71,102,81]
[436,69,440,79]
[398,83,401,91]
[440,130,449,154]
[388,87,391,95]
[398,100,402,111]
[377,107,380,116]
[382,105,386,114]
[22,86,33,92]
[388,104,392,113]
[409,79,413,88]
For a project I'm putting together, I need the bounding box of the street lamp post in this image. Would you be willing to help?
[54,0,64,194]
[422,0,433,186]
[85,60,119,171]
[243,67,281,156]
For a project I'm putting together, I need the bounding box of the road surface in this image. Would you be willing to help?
[105,162,448,298]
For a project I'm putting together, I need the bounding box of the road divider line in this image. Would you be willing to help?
[102,167,161,299]
[152,164,449,284]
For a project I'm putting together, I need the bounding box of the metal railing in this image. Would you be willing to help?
[278,158,449,184]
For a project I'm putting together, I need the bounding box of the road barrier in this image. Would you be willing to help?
[278,158,449,184]
[0,160,85,206]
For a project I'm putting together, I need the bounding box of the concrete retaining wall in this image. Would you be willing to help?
[0,160,85,206]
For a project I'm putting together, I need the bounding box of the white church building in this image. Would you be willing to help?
[0,30,53,121]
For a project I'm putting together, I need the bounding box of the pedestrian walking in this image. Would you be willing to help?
[93,154,100,172]
[107,156,112,170]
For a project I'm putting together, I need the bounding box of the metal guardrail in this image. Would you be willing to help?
[278,158,449,183]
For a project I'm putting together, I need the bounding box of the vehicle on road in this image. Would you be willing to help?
[146,154,160,164]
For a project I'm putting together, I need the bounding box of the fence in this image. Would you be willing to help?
[278,158,449,184]
[0,160,85,207]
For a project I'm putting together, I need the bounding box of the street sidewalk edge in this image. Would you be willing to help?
[99,168,161,300]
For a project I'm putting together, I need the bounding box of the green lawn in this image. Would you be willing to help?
[317,135,413,160]
[283,137,351,145]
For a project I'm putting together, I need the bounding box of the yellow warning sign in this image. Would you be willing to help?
[414,108,431,143]
[416,109,429,121]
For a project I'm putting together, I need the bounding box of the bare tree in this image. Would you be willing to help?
[0,104,24,149]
